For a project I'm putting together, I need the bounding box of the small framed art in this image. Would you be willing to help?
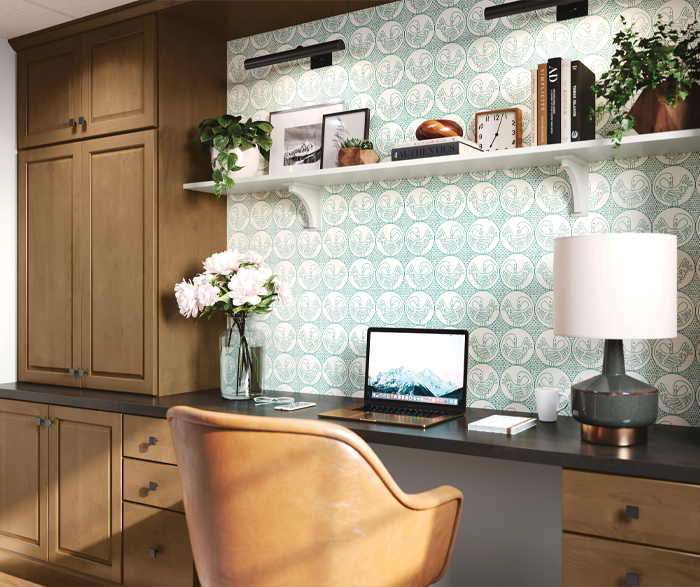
[320,108,371,169]
[268,101,345,175]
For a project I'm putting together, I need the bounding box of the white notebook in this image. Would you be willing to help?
[468,415,537,435]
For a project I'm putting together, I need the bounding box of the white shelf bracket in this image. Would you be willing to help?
[555,154,589,217]
[283,181,323,231]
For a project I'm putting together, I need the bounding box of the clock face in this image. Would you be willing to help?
[476,109,520,151]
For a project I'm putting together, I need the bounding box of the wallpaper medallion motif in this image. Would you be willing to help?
[227,0,700,426]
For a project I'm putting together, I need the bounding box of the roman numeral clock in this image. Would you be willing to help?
[475,107,522,151]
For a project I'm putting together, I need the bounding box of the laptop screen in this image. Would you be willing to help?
[365,328,468,408]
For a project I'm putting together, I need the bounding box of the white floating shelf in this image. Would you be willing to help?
[184,129,700,230]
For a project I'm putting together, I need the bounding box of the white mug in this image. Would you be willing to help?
[535,387,570,422]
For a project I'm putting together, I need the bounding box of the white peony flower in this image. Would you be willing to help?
[227,267,269,306]
[241,250,263,265]
[276,282,292,305]
[203,250,241,276]
[174,279,204,318]
[197,282,220,307]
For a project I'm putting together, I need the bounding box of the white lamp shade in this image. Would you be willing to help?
[553,234,677,340]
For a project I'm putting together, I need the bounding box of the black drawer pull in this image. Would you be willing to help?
[626,572,639,586]
[149,547,158,558]
[78,116,86,125]
[149,436,158,446]
[68,118,75,127]
[148,481,158,491]
[626,505,639,519]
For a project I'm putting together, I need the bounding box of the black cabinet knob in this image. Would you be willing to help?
[68,118,75,127]
[149,547,158,558]
[149,436,158,446]
[626,505,639,519]
[78,116,86,125]
[626,572,639,586]
[148,481,158,491]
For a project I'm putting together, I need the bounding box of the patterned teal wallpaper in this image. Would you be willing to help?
[226,0,700,426]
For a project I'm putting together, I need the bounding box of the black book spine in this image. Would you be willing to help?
[571,61,581,142]
[547,57,561,144]
[392,142,460,161]
[580,63,596,141]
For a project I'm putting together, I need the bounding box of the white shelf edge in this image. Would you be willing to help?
[184,129,700,224]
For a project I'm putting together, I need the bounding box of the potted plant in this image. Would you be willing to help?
[197,115,273,196]
[338,137,362,167]
[174,249,291,400]
[359,140,380,165]
[593,17,700,147]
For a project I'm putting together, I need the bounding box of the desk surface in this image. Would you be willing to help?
[2,381,700,484]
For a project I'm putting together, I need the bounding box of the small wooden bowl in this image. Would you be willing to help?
[338,147,361,167]
[415,119,464,141]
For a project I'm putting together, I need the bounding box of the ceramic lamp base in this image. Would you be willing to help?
[581,424,648,447]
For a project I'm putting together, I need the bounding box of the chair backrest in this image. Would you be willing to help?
[168,406,461,587]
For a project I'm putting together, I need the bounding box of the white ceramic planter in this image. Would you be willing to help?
[211,144,261,179]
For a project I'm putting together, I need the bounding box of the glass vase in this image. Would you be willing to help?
[219,313,252,400]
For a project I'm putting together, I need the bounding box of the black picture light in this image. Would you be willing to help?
[244,39,346,70]
[483,0,588,21]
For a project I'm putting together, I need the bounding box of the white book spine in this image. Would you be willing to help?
[394,136,478,149]
[561,59,572,143]
[531,68,538,147]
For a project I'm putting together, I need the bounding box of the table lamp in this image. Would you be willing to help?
[553,234,677,446]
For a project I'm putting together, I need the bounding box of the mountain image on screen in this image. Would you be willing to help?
[368,367,464,399]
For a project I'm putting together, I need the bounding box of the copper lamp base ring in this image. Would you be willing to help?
[580,424,648,447]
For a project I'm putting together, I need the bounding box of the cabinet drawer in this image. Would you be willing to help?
[563,532,700,587]
[124,458,184,513]
[123,502,194,587]
[124,415,177,464]
[563,469,700,553]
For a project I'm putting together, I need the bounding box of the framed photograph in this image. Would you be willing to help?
[268,101,345,176]
[320,108,371,169]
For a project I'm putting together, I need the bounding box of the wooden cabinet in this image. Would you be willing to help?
[124,458,184,512]
[18,144,82,387]
[0,400,48,561]
[17,37,82,149]
[81,131,156,394]
[563,469,700,586]
[17,15,226,397]
[123,415,177,464]
[17,17,156,149]
[47,406,122,583]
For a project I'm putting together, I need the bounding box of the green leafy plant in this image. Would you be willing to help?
[360,139,374,150]
[593,17,700,147]
[197,115,273,196]
[340,137,363,148]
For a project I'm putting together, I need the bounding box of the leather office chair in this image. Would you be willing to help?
[168,406,463,587]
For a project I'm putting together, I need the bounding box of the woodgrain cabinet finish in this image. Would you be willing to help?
[17,37,82,149]
[47,406,122,583]
[0,400,48,561]
[18,144,82,387]
[81,131,156,394]
[123,458,184,512]
[123,415,177,464]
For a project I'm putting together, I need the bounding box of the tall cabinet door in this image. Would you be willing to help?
[0,399,49,561]
[48,405,122,583]
[81,131,156,394]
[18,144,82,387]
[80,16,157,139]
[17,37,82,149]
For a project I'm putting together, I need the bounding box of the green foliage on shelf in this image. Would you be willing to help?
[340,138,363,148]
[360,140,374,150]
[196,115,273,196]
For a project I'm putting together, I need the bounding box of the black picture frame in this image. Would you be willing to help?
[320,108,371,169]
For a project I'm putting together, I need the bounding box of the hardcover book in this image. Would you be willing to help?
[561,58,572,144]
[393,136,480,149]
[537,63,547,145]
[468,415,537,435]
[531,68,538,147]
[547,57,562,144]
[391,141,481,161]
[571,60,596,142]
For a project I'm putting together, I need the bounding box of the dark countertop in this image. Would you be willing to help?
[2,381,700,484]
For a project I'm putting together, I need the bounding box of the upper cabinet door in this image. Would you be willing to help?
[18,37,82,149]
[80,131,156,394]
[18,144,82,387]
[80,16,157,138]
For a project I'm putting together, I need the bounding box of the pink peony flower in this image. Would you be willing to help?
[241,250,263,265]
[276,282,292,305]
[174,279,204,318]
[203,250,240,276]
[197,282,220,307]
[227,268,269,306]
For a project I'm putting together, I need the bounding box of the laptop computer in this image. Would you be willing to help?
[318,327,469,428]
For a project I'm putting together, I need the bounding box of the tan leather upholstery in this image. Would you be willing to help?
[168,406,462,587]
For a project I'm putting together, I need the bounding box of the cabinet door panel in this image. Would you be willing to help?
[18,37,81,148]
[48,405,122,583]
[81,131,156,394]
[0,399,48,561]
[18,144,81,387]
[81,17,156,138]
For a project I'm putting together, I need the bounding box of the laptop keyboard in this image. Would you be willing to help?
[353,404,451,419]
